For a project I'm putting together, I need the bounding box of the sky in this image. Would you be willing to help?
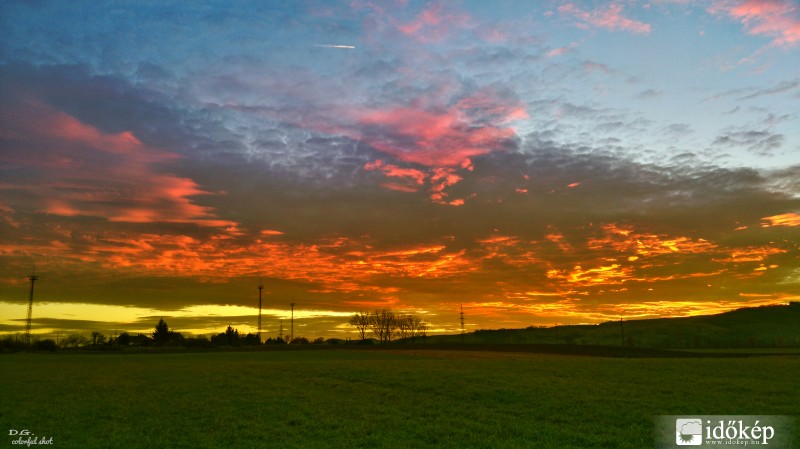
[1,0,799,340]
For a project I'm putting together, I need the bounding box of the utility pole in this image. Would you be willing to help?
[257,282,264,343]
[25,273,38,345]
[620,317,625,347]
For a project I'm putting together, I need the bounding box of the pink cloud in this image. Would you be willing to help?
[351,90,527,204]
[396,2,471,42]
[558,2,652,34]
[357,91,527,167]
[711,0,800,46]
[545,42,578,58]
[380,182,421,193]
[429,167,463,204]
[1,99,234,227]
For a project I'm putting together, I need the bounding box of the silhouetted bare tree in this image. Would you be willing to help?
[90,331,106,346]
[396,314,412,341]
[410,315,428,343]
[369,309,397,343]
[349,312,370,341]
[63,333,88,348]
[349,309,428,343]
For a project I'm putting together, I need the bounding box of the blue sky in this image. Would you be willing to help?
[1,0,798,338]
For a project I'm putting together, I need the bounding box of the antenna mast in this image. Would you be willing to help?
[257,282,264,343]
[25,272,38,345]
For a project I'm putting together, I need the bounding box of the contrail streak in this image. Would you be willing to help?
[313,44,355,49]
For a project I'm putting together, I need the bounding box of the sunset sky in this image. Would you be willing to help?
[1,0,798,339]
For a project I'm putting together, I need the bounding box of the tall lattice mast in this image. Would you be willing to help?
[25,273,38,345]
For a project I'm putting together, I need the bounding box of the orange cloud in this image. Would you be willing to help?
[364,159,426,191]
[363,160,469,204]
[761,212,800,227]
[22,229,475,299]
[588,224,718,257]
[545,230,574,253]
[548,263,632,286]
[714,246,787,263]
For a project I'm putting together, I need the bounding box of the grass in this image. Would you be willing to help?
[1,349,798,448]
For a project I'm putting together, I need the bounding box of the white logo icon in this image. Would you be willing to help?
[676,419,703,446]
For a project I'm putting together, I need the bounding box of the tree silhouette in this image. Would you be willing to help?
[153,319,170,346]
[369,309,397,343]
[116,332,131,346]
[349,309,427,344]
[211,326,240,346]
[349,312,370,341]
[410,315,428,343]
[63,334,88,348]
[397,315,412,341]
[90,331,106,346]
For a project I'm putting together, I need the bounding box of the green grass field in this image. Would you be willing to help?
[1,349,798,448]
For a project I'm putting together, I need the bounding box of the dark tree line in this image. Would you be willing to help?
[210,326,261,346]
[4,312,430,352]
[349,309,428,343]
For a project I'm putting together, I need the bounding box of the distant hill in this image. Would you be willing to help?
[416,303,800,349]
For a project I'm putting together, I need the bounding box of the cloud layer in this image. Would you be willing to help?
[0,1,798,337]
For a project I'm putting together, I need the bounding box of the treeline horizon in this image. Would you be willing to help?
[0,308,433,351]
[3,303,799,352]
[0,318,342,351]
